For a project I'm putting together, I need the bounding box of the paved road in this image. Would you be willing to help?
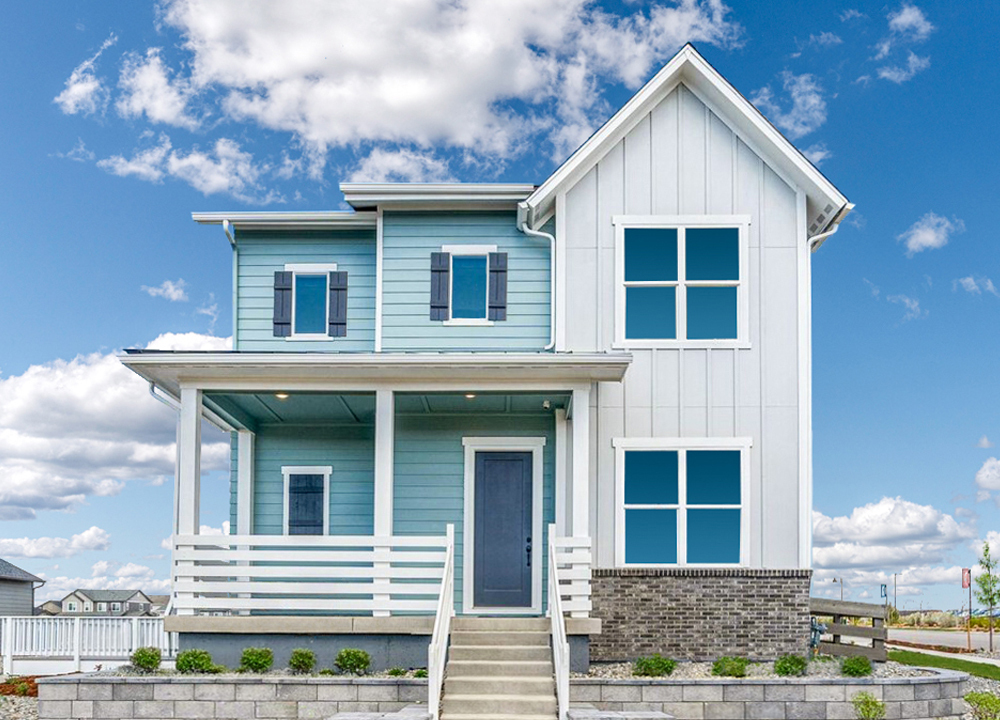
[889,627,999,651]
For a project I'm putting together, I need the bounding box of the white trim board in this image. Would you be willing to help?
[281,466,332,536]
[461,436,546,615]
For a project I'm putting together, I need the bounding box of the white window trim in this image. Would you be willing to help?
[111,602,121,612]
[283,263,338,341]
[282,465,332,535]
[67,601,77,612]
[441,244,496,326]
[461,436,545,615]
[612,215,751,349]
[97,603,107,612]
[84,603,92,612]
[613,436,752,568]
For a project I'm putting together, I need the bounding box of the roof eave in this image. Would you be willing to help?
[191,211,378,230]
[340,183,537,211]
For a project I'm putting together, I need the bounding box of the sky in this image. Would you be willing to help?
[0,0,997,611]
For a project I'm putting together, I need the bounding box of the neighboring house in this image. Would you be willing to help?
[0,559,43,616]
[59,589,153,616]
[122,44,851,677]
[35,600,62,616]
[146,594,170,616]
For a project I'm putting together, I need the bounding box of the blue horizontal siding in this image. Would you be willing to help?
[235,229,376,352]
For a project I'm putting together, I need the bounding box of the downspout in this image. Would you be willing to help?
[517,202,556,350]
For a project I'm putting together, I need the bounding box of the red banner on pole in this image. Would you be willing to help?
[963,568,971,588]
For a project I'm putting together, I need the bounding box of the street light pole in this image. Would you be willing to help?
[833,577,843,601]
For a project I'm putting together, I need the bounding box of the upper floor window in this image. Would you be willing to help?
[430,246,508,325]
[97,602,107,612]
[614,216,749,347]
[273,264,348,339]
[84,602,92,612]
[67,601,77,612]
[111,602,121,612]
[282,466,331,535]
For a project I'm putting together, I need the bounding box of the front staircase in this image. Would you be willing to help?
[441,616,558,720]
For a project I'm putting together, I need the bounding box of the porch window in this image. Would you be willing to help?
[614,216,749,346]
[615,438,749,566]
[272,264,348,338]
[282,466,331,535]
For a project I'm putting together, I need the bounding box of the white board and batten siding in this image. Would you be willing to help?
[561,82,810,570]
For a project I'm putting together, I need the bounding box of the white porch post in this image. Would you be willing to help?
[554,408,568,537]
[373,389,395,616]
[176,387,202,616]
[236,431,255,534]
[571,386,590,539]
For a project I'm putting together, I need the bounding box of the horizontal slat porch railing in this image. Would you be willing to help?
[172,533,450,615]
[551,535,592,617]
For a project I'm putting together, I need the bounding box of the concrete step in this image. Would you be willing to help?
[450,630,549,647]
[452,616,549,632]
[441,715,556,720]
[448,644,552,662]
[442,694,558,716]
[445,675,555,696]
[446,659,553,677]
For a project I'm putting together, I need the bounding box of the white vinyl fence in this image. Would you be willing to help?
[0,616,177,676]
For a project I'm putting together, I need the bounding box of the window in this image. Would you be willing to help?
[111,602,121,612]
[430,245,508,324]
[282,466,332,535]
[273,264,348,339]
[614,438,750,566]
[67,601,77,612]
[614,216,749,346]
[97,602,107,612]
[84,603,92,612]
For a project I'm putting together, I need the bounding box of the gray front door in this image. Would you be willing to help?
[473,451,533,608]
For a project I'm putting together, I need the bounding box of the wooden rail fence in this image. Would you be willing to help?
[809,597,887,662]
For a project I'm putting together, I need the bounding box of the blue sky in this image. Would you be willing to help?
[0,0,997,610]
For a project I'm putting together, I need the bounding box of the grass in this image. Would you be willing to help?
[888,649,1000,680]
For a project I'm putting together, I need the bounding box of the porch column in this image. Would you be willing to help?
[176,387,202,616]
[571,385,590,538]
[236,430,255,534]
[373,390,395,617]
[554,408,568,537]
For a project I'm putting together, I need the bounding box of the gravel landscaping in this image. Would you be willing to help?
[0,696,37,720]
[574,659,935,679]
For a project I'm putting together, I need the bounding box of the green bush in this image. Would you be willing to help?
[240,647,274,674]
[774,654,808,677]
[130,646,162,673]
[413,668,428,678]
[851,691,886,720]
[966,692,1000,720]
[12,682,30,696]
[175,649,216,674]
[335,648,371,675]
[288,648,316,674]
[318,668,337,676]
[841,655,873,677]
[632,654,676,677]
[711,656,748,678]
[387,667,407,677]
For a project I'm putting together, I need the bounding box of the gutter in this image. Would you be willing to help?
[517,202,556,351]
[808,202,855,252]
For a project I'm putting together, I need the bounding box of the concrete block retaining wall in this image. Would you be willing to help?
[591,569,813,662]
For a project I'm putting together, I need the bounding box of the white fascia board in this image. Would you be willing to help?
[524,44,849,234]
[191,211,378,230]
[340,183,537,210]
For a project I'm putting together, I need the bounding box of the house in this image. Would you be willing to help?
[58,589,154,616]
[122,43,850,688]
[0,559,43,616]
[146,594,171,616]
[35,600,62,616]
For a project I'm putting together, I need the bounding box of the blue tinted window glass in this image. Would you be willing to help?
[626,287,676,339]
[687,509,740,563]
[625,228,677,281]
[687,287,736,339]
[686,228,739,281]
[452,256,487,319]
[687,451,741,505]
[625,509,677,564]
[294,275,327,334]
[625,451,678,505]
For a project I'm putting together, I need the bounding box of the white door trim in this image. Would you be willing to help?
[462,436,546,615]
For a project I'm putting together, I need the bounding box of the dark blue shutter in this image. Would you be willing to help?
[288,474,324,535]
[273,271,293,337]
[430,252,450,321]
[488,252,508,321]
[328,271,348,337]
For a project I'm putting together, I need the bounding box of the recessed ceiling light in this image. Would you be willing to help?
[275,393,289,400]
[465,394,476,399]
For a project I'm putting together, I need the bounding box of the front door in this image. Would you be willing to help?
[473,451,533,608]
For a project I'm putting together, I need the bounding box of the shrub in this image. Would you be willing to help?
[632,654,676,677]
[966,692,1000,720]
[387,667,407,677]
[851,691,886,720]
[318,668,337,676]
[13,682,30,696]
[288,648,316,674]
[841,655,873,677]
[774,654,808,677]
[130,646,162,673]
[711,656,748,678]
[335,648,371,675]
[176,649,216,674]
[240,647,274,674]
[413,668,428,679]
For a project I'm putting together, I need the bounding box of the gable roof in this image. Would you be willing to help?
[0,558,42,584]
[71,589,148,603]
[522,44,851,241]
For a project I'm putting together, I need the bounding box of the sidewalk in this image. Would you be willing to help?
[888,643,1000,667]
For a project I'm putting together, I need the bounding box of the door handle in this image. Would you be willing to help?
[526,537,532,567]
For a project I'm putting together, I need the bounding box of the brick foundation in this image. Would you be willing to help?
[590,568,812,662]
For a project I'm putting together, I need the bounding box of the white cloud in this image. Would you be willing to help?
[953,276,999,297]
[802,142,832,166]
[806,32,842,49]
[887,3,934,42]
[141,279,188,302]
[974,458,1000,502]
[898,212,964,256]
[36,563,170,602]
[0,333,230,520]
[145,332,231,352]
[97,134,172,183]
[349,148,456,183]
[751,72,827,140]
[53,34,117,116]
[840,9,866,21]
[117,48,200,130]
[977,436,995,449]
[195,294,220,333]
[886,293,925,321]
[53,138,96,163]
[160,521,230,550]
[877,52,931,84]
[0,527,110,558]
[863,278,880,298]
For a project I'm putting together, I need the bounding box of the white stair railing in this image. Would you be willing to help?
[427,524,455,720]
[548,524,570,720]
